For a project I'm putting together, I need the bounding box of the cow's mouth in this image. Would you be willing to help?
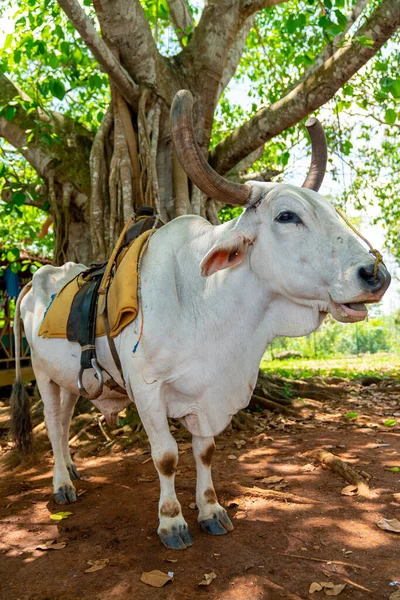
[329,299,369,323]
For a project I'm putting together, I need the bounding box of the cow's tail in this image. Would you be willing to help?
[11,282,33,454]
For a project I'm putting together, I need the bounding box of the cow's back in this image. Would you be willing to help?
[22,262,87,343]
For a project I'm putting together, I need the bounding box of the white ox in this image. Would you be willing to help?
[12,91,390,550]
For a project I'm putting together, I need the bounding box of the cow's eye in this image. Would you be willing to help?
[276,211,302,224]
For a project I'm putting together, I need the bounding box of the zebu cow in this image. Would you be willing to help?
[12,91,390,550]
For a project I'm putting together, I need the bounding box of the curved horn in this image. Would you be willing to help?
[170,90,251,206]
[302,117,327,192]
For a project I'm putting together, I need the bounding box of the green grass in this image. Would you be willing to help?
[260,352,400,380]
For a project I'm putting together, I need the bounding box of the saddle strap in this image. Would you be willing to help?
[103,301,126,389]
[67,276,102,369]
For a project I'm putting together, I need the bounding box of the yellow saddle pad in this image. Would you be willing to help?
[38,229,153,340]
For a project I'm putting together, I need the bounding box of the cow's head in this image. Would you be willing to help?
[171,90,390,328]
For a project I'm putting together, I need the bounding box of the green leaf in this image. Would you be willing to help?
[356,35,375,47]
[390,79,400,98]
[7,249,20,262]
[12,192,26,206]
[30,264,39,274]
[0,162,5,177]
[60,41,70,55]
[328,23,343,37]
[334,9,347,30]
[10,261,21,273]
[385,466,400,472]
[48,54,60,69]
[384,109,396,125]
[40,133,53,146]
[380,77,394,89]
[54,25,64,40]
[383,419,397,427]
[13,49,22,64]
[286,15,297,34]
[4,33,13,49]
[89,74,103,90]
[49,79,66,100]
[4,106,17,121]
[344,411,358,419]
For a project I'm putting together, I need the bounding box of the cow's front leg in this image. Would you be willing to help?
[140,409,193,550]
[192,436,234,535]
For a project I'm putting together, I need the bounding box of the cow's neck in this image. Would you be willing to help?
[200,220,322,365]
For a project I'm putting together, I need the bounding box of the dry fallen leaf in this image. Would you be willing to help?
[341,485,358,496]
[234,440,246,449]
[198,572,217,586]
[259,476,284,484]
[389,591,400,600]
[85,558,109,573]
[137,476,154,483]
[273,482,289,490]
[36,539,67,551]
[140,570,173,588]
[302,463,317,472]
[325,583,346,596]
[227,454,237,460]
[376,518,400,533]
[188,502,197,510]
[77,489,87,497]
[320,582,335,589]
[309,582,323,593]
[166,558,177,563]
[49,511,73,521]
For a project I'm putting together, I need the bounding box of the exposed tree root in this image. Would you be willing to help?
[250,394,298,417]
[307,449,372,498]
[240,485,319,504]
[248,370,347,416]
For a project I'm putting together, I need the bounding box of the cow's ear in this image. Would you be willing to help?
[200,231,253,277]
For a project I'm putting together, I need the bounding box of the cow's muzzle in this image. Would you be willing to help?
[358,262,391,295]
[329,261,391,323]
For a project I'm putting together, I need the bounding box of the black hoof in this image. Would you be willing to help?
[67,463,80,480]
[54,485,77,505]
[159,523,194,550]
[200,510,234,535]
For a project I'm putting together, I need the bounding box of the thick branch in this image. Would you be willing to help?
[57,0,139,106]
[180,2,249,150]
[240,0,292,18]
[218,15,256,97]
[211,0,400,174]
[92,0,180,102]
[0,74,92,192]
[167,0,194,47]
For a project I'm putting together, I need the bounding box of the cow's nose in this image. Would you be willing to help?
[358,262,391,294]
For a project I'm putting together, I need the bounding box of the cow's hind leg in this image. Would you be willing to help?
[192,436,233,535]
[36,373,77,504]
[139,408,193,550]
[60,389,80,480]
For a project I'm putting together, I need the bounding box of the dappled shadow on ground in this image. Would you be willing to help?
[1,379,400,600]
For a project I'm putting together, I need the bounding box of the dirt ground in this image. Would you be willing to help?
[1,378,399,600]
